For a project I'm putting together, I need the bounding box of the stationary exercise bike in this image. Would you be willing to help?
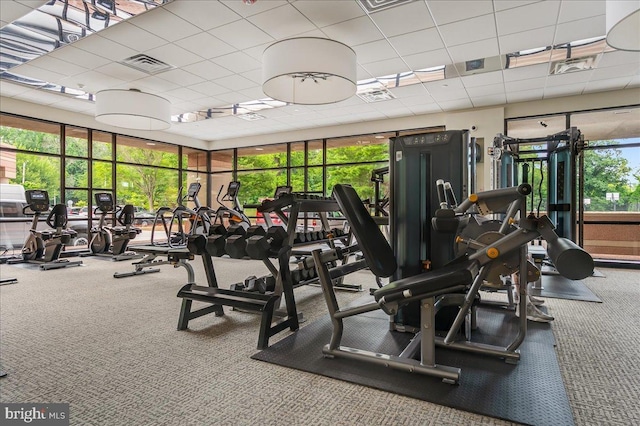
[212,181,250,229]
[89,192,142,261]
[18,189,82,270]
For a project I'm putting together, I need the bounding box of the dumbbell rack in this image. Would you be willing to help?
[258,193,360,291]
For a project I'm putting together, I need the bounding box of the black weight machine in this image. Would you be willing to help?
[10,190,82,270]
[88,192,142,261]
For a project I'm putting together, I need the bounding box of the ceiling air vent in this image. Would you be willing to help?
[549,54,601,75]
[119,54,175,75]
[357,87,396,103]
[357,0,414,13]
[237,113,266,121]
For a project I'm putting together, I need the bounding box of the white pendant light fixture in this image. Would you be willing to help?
[262,37,357,105]
[605,0,640,51]
[95,89,171,131]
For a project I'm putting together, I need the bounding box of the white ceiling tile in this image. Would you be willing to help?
[353,40,399,64]
[28,55,88,77]
[389,84,430,98]
[189,81,230,97]
[163,0,241,31]
[370,1,434,37]
[388,28,444,56]
[0,1,34,25]
[410,103,442,115]
[130,7,201,42]
[496,1,561,35]
[626,75,640,88]
[439,14,497,47]
[543,82,586,98]
[471,93,506,107]
[504,76,546,91]
[72,35,137,62]
[466,83,505,97]
[242,42,273,61]
[493,1,542,12]
[215,74,257,91]
[210,52,261,74]
[403,49,453,70]
[362,57,410,77]
[239,86,268,101]
[591,62,640,81]
[162,87,204,102]
[156,69,205,86]
[428,0,494,25]
[293,0,366,27]
[240,69,263,85]
[16,89,66,105]
[438,98,473,110]
[461,70,504,88]
[558,0,605,24]
[0,80,32,96]
[174,32,237,60]
[546,71,593,87]
[430,88,469,102]
[502,63,549,81]
[95,62,148,82]
[144,44,204,68]
[553,15,606,45]
[448,38,500,63]
[98,22,167,52]
[47,46,111,70]
[60,70,126,92]
[10,63,66,84]
[598,50,640,68]
[183,60,233,80]
[498,26,556,54]
[383,108,413,118]
[209,20,275,50]
[357,64,375,81]
[15,1,48,7]
[583,76,633,93]
[216,90,253,104]
[221,0,289,17]
[401,94,436,106]
[425,77,464,92]
[127,76,180,93]
[247,4,315,39]
[322,16,384,46]
[506,88,544,103]
[51,98,93,113]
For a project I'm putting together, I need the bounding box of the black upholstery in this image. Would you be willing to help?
[47,204,68,228]
[118,204,136,227]
[332,184,397,278]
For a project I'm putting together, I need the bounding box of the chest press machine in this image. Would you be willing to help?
[311,183,593,384]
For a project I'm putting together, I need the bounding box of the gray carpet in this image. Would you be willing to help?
[253,304,572,426]
[529,275,603,303]
[1,256,639,426]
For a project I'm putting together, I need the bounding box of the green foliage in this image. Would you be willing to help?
[583,143,634,211]
[0,125,60,154]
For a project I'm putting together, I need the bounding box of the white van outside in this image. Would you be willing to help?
[0,184,29,251]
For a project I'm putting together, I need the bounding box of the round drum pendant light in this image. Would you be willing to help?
[95,89,171,130]
[606,0,640,51]
[262,37,357,105]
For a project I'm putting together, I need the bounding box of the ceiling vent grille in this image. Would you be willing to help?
[357,0,414,13]
[237,113,266,121]
[357,87,397,103]
[119,54,175,75]
[549,54,601,75]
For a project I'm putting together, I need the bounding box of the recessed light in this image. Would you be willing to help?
[613,110,630,114]
[374,135,385,139]
[255,148,264,151]
[146,142,156,146]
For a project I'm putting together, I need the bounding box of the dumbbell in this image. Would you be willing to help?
[294,232,306,244]
[206,224,227,257]
[290,269,302,285]
[246,226,288,260]
[243,275,277,294]
[224,224,248,258]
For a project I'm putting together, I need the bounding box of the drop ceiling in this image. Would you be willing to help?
[0,0,639,147]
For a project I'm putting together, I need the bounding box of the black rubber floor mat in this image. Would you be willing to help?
[531,275,602,303]
[253,305,573,426]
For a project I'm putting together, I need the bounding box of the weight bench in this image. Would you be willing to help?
[113,245,195,281]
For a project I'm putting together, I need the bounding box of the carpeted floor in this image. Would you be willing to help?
[0,255,639,425]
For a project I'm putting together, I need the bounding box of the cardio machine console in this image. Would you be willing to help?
[226,181,240,198]
[187,182,201,198]
[94,192,114,212]
[25,190,50,212]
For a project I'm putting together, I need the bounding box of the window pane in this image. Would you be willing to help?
[290,167,305,192]
[506,114,566,138]
[92,130,113,160]
[66,159,88,188]
[211,149,234,172]
[183,147,208,171]
[327,162,388,200]
[326,134,389,164]
[307,166,323,193]
[237,144,287,170]
[211,172,233,206]
[116,135,179,168]
[290,142,305,167]
[65,126,88,157]
[3,152,60,199]
[183,171,208,208]
[571,107,640,142]
[116,164,179,212]
[237,169,287,205]
[92,160,112,189]
[65,189,91,248]
[307,140,323,166]
[0,114,60,154]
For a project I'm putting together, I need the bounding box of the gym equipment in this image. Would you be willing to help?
[246,226,288,260]
[14,190,82,270]
[113,245,195,279]
[224,224,259,259]
[312,183,593,384]
[212,181,251,229]
[205,224,227,257]
[88,192,142,261]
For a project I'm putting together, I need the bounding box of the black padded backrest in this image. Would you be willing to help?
[119,204,135,226]
[332,184,397,278]
[47,204,68,228]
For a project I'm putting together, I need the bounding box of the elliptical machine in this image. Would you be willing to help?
[212,181,250,229]
[89,192,142,261]
[17,189,82,270]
